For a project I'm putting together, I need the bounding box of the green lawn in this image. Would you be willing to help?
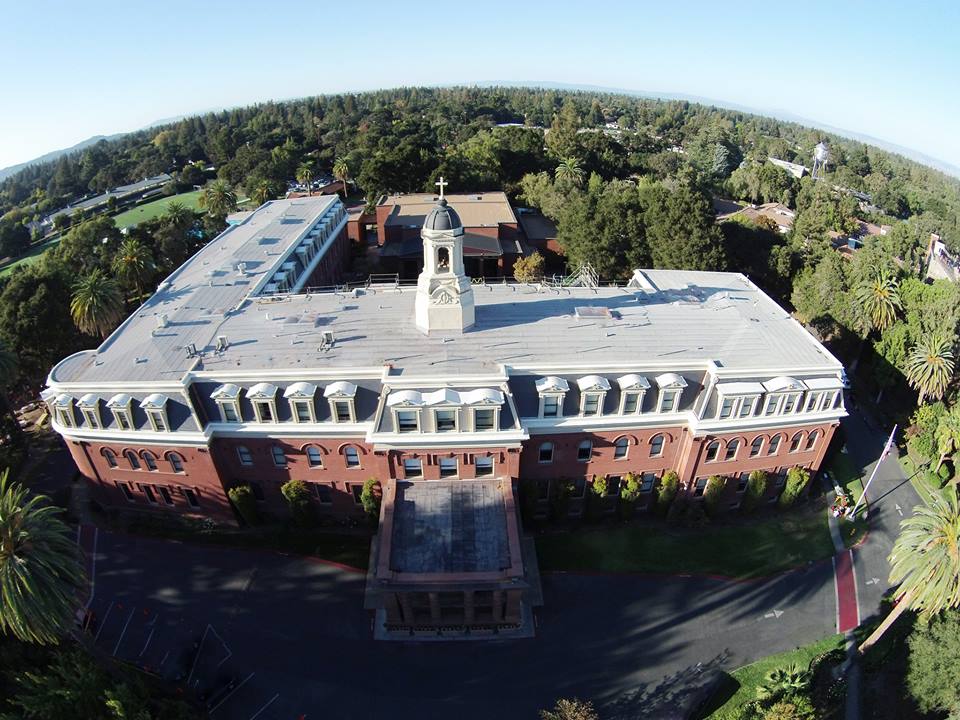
[825,451,869,547]
[535,502,835,579]
[0,235,62,277]
[898,450,943,506]
[704,634,846,719]
[112,190,202,228]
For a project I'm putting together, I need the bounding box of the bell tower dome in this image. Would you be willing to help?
[414,179,475,334]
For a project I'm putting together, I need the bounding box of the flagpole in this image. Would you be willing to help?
[849,424,897,520]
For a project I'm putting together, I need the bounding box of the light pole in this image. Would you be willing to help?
[849,424,898,520]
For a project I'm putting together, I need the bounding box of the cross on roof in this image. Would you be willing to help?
[435,176,448,200]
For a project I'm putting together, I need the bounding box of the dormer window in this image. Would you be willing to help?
[140,394,170,432]
[324,381,358,424]
[78,394,101,429]
[577,376,610,417]
[459,389,503,432]
[435,409,458,432]
[107,393,134,430]
[762,377,807,416]
[617,374,650,415]
[654,373,687,413]
[536,376,569,419]
[802,377,844,413]
[714,382,764,420]
[247,383,278,424]
[473,408,495,431]
[50,394,75,428]
[284,382,318,423]
[387,390,424,434]
[211,384,242,424]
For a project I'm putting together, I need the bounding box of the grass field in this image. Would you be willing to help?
[826,450,869,547]
[535,501,835,579]
[112,190,202,228]
[0,235,63,277]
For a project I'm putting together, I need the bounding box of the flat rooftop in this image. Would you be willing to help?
[389,480,511,574]
[380,192,517,228]
[51,267,840,384]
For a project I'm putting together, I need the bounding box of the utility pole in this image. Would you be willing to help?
[850,424,897,519]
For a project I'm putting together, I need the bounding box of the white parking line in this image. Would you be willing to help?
[94,601,114,643]
[208,672,255,715]
[139,626,156,658]
[187,624,212,686]
[248,693,279,720]
[113,606,136,657]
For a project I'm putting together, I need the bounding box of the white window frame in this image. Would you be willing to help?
[306,446,324,468]
[738,395,758,418]
[718,396,736,420]
[283,382,318,423]
[749,436,764,457]
[539,393,564,419]
[393,408,421,433]
[705,441,720,462]
[613,437,629,460]
[331,398,355,423]
[649,434,665,457]
[402,457,423,478]
[146,409,168,432]
[768,435,782,455]
[658,388,681,413]
[324,381,358,424]
[53,401,74,428]
[617,374,650,414]
[81,407,101,429]
[724,439,740,461]
[252,399,277,424]
[438,456,458,478]
[168,453,184,473]
[433,407,459,433]
[717,393,760,420]
[271,445,288,468]
[620,390,645,415]
[536,377,569,419]
[538,442,554,464]
[472,407,497,432]
[237,445,253,466]
[577,440,593,462]
[344,446,361,468]
[113,407,133,430]
[580,392,605,417]
[474,455,494,477]
[218,400,240,423]
[291,399,315,423]
[211,384,242,424]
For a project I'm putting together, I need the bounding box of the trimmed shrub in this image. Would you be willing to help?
[227,485,259,526]
[742,470,769,513]
[656,470,680,515]
[360,477,380,521]
[618,472,641,519]
[703,475,726,517]
[586,475,608,521]
[778,467,811,508]
[280,479,315,526]
[549,479,574,523]
[666,493,689,526]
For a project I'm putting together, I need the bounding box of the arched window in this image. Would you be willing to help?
[142,451,157,471]
[705,440,720,462]
[724,439,740,461]
[749,436,764,457]
[805,430,820,451]
[614,437,629,460]
[344,446,360,468]
[237,445,253,466]
[167,452,184,473]
[271,445,287,468]
[789,432,803,453]
[649,434,665,457]
[577,440,593,462]
[102,448,118,468]
[124,450,140,470]
[306,446,323,468]
[538,442,554,464]
[768,434,782,455]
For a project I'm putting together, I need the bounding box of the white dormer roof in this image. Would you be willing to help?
[577,375,611,392]
[386,390,424,407]
[536,376,570,393]
[284,382,318,399]
[140,393,169,409]
[210,383,241,401]
[803,377,844,391]
[617,374,651,391]
[460,388,504,405]
[107,393,133,408]
[323,381,358,398]
[247,382,278,400]
[52,393,73,407]
[716,381,766,396]
[423,388,461,406]
[77,394,100,408]
[654,373,687,389]
[763,376,807,393]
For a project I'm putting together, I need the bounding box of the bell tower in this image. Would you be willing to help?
[414,178,475,334]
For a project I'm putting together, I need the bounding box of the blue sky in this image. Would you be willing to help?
[2,0,959,170]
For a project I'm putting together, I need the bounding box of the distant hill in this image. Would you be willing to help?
[0,134,126,182]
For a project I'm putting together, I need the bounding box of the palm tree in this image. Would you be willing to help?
[859,490,960,653]
[296,163,314,196]
[555,157,584,186]
[755,664,811,703]
[251,180,274,207]
[856,271,902,332]
[111,237,153,301]
[163,200,193,229]
[935,404,960,474]
[198,179,237,219]
[70,268,125,338]
[0,471,83,644]
[906,332,955,403]
[332,158,350,199]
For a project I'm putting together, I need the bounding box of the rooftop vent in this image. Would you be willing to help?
[575,307,619,320]
[216,335,229,351]
[185,343,198,358]
[320,331,335,351]
[156,313,168,329]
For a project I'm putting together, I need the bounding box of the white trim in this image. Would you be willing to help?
[576,375,611,392]
[763,376,807,393]
[329,397,356,423]
[535,376,570,393]
[433,407,460,433]
[579,390,606,417]
[616,373,650,391]
[323,380,358,398]
[619,389,645,415]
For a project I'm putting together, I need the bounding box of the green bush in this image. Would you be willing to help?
[908,401,945,462]
[742,470,769,513]
[666,493,689,526]
[549,479,574,523]
[906,608,960,716]
[618,472,641,519]
[703,475,726,517]
[778,467,811,508]
[360,477,380,521]
[656,470,680,515]
[227,485,259,526]
[280,479,315,527]
[586,475,608,521]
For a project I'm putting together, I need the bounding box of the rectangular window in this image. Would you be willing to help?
[169,455,184,473]
[764,395,781,416]
[739,396,756,418]
[345,447,360,468]
[147,410,167,432]
[334,400,352,423]
[718,397,735,419]
[237,446,253,466]
[183,488,200,508]
[538,444,554,463]
[775,470,788,488]
[577,441,592,461]
[397,410,419,433]
[435,409,457,432]
[293,400,312,423]
[158,486,174,506]
[306,447,323,467]
[56,408,73,427]
[474,408,495,431]
[439,457,457,477]
[475,456,494,477]
[220,403,239,423]
[351,485,363,504]
[114,409,132,430]
[315,484,332,504]
[117,481,135,502]
[736,472,749,493]
[254,401,273,423]
[542,396,560,418]
[649,435,665,457]
[694,477,708,497]
[768,435,782,455]
[581,393,601,416]
[271,446,287,468]
[622,391,641,414]
[403,458,422,478]
[640,472,656,493]
[782,394,798,414]
[141,485,157,505]
[659,389,679,413]
[724,441,739,461]
[82,409,100,428]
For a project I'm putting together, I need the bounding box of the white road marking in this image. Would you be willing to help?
[764,610,784,619]
[94,601,114,643]
[865,577,881,586]
[248,693,280,720]
[208,672,255,715]
[895,503,903,516]
[187,624,212,686]
[139,626,156,658]
[113,606,136,657]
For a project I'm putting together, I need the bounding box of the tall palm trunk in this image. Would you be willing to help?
[858,586,915,654]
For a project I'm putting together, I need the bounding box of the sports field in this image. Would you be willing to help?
[112,190,203,228]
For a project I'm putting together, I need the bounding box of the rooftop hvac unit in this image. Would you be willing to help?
[185,343,197,358]
[320,331,335,351]
[216,335,229,351]
[156,313,168,328]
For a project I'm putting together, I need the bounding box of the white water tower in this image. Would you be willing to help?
[812,141,830,179]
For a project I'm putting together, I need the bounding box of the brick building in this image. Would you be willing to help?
[45,191,846,636]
